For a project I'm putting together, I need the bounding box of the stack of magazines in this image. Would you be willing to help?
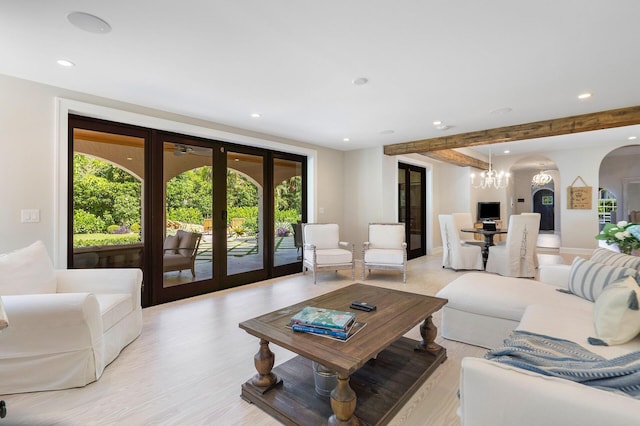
[289,306,366,341]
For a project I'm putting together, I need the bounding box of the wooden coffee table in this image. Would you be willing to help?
[239,283,447,425]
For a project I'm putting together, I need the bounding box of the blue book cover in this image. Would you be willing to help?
[290,321,366,341]
[290,306,356,330]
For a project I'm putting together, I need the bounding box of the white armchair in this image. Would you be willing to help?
[438,214,483,271]
[486,213,540,277]
[302,223,355,284]
[362,223,407,282]
[0,241,142,394]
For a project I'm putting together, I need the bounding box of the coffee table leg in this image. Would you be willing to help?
[415,315,443,354]
[328,374,360,425]
[251,339,279,388]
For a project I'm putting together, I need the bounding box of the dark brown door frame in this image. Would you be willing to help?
[69,115,307,307]
[398,162,427,260]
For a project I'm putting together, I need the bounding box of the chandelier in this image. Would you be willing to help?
[531,169,553,187]
[470,150,510,189]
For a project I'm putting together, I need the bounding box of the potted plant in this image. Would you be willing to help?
[595,221,640,255]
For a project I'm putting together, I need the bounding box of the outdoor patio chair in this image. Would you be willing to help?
[292,222,303,259]
[302,223,354,284]
[163,230,202,277]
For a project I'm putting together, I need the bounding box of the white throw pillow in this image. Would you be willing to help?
[568,257,638,302]
[590,275,640,346]
[0,241,56,295]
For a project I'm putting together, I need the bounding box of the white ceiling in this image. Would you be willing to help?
[1,1,639,160]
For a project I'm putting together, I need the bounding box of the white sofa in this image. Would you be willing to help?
[436,248,640,426]
[0,241,143,394]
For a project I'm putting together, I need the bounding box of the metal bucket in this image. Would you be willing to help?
[312,361,337,397]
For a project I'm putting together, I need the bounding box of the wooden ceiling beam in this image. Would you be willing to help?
[421,150,488,170]
[384,105,640,156]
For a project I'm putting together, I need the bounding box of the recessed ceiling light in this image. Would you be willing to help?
[343,138,350,142]
[56,59,75,67]
[629,136,638,140]
[67,12,111,34]
[352,77,368,86]
[126,157,133,161]
[250,113,261,118]
[503,150,510,154]
[380,129,395,135]
[578,93,592,99]
[433,121,442,126]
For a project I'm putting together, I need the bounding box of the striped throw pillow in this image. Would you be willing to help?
[590,248,640,272]
[568,257,638,302]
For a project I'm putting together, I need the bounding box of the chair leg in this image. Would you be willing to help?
[361,266,365,281]
[313,269,316,285]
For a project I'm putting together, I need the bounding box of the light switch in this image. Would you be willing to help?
[319,207,325,214]
[21,209,40,223]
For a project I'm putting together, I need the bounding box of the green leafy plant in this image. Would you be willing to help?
[595,221,640,255]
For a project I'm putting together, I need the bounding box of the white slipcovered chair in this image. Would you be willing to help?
[362,223,407,282]
[486,213,540,277]
[452,212,483,246]
[438,214,483,271]
[0,241,142,394]
[521,212,541,267]
[302,223,355,284]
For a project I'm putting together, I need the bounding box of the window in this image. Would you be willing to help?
[598,188,617,225]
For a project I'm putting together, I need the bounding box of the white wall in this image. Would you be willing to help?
[2,72,636,263]
[0,76,57,252]
[599,149,640,220]
[498,144,638,253]
[0,74,345,265]
[342,147,385,256]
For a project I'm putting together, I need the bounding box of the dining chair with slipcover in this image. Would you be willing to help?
[485,213,540,278]
[438,214,484,271]
[452,212,483,246]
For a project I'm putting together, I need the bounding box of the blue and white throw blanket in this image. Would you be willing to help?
[485,330,640,398]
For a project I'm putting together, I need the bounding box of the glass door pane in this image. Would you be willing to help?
[227,151,264,275]
[273,158,303,267]
[162,142,213,287]
[409,169,424,254]
[398,163,426,260]
[71,128,145,270]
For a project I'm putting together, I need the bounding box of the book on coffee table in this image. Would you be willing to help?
[290,306,356,331]
[289,321,367,341]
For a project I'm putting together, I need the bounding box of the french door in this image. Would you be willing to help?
[68,115,305,306]
[398,163,426,260]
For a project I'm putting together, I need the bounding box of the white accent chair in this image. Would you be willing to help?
[486,213,540,277]
[438,214,483,271]
[302,223,355,284]
[0,241,143,394]
[362,223,407,282]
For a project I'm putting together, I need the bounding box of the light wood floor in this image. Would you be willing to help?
[1,250,572,426]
